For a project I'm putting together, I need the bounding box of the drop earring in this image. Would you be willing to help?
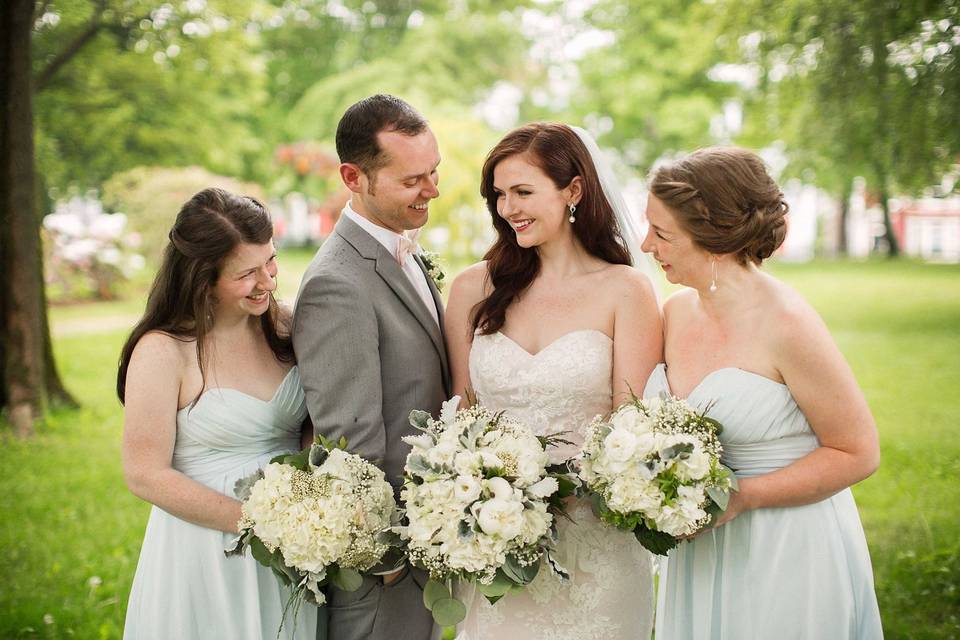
[710,259,719,292]
[568,203,577,223]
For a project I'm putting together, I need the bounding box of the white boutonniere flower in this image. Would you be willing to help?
[419,250,446,292]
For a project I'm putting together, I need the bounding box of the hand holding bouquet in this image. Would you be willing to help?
[395,397,576,627]
[227,436,398,628]
[578,395,737,555]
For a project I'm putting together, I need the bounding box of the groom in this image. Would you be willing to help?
[292,94,450,640]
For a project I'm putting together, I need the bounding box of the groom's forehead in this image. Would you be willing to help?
[376,129,440,173]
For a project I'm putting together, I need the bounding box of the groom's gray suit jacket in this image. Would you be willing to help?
[292,213,450,640]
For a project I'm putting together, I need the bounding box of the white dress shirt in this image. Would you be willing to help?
[341,203,439,326]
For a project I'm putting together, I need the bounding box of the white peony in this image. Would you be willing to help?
[476,497,525,539]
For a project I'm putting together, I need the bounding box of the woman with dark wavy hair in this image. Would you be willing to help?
[642,147,882,638]
[445,123,661,638]
[118,188,315,639]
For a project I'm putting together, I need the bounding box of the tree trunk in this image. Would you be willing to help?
[837,179,851,256]
[870,3,900,258]
[1,0,75,436]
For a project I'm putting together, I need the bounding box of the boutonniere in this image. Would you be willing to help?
[419,250,446,292]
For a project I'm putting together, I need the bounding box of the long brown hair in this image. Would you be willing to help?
[473,123,632,334]
[117,188,293,404]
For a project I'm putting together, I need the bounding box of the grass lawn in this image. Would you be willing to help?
[1,258,958,638]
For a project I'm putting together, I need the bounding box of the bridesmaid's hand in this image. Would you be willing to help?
[680,480,752,540]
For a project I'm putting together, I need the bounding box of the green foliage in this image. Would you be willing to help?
[720,0,959,196]
[422,579,467,627]
[100,166,263,265]
[571,0,735,170]
[33,0,269,193]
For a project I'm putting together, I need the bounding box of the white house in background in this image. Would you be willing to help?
[894,197,960,263]
[847,178,960,262]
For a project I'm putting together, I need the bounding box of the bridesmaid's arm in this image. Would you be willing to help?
[611,268,663,405]
[445,262,489,408]
[715,300,880,527]
[121,333,243,534]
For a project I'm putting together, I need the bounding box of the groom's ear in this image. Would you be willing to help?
[339,163,364,193]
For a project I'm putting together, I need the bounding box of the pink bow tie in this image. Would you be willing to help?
[396,228,421,265]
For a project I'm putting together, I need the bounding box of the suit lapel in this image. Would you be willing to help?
[336,216,448,382]
[414,255,451,394]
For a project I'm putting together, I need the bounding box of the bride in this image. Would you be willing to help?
[444,123,660,639]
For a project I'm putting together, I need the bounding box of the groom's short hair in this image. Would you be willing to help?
[336,94,428,175]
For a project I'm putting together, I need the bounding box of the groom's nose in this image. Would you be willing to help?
[422,176,439,199]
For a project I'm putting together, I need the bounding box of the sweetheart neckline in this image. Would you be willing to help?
[491,329,613,358]
[654,363,788,400]
[177,367,298,413]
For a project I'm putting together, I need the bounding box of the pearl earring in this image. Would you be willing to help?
[710,259,719,292]
[568,203,577,223]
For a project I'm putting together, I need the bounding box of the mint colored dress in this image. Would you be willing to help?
[645,364,882,639]
[123,367,316,640]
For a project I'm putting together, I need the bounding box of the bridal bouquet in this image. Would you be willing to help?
[395,397,576,626]
[227,436,398,623]
[578,395,737,555]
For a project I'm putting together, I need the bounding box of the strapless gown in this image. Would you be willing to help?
[457,330,654,640]
[644,364,882,639]
[123,367,316,640]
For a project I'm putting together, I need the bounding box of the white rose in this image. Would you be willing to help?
[611,406,653,434]
[453,474,482,504]
[476,498,525,539]
[603,428,638,463]
[485,476,515,500]
[676,450,712,481]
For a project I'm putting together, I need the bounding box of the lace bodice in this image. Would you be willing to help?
[469,330,613,464]
[460,330,653,640]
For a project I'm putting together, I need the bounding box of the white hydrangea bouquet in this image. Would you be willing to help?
[394,396,577,627]
[577,394,738,555]
[226,436,398,626]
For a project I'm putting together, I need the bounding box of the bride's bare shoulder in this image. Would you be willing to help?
[449,261,492,305]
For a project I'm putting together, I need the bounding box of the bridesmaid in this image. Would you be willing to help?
[118,188,315,639]
[641,147,883,638]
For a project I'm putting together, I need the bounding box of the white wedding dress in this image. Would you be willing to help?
[457,330,654,640]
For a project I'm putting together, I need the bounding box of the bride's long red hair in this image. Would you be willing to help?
[472,123,632,334]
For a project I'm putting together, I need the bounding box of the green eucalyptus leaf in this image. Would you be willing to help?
[249,536,273,567]
[423,579,450,610]
[706,485,730,511]
[431,597,467,627]
[477,571,512,599]
[502,555,540,585]
[331,567,363,592]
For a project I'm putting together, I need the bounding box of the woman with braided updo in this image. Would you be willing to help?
[641,147,883,638]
